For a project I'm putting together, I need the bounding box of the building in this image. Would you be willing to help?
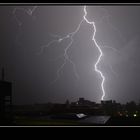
[101,100,121,116]
[77,98,95,106]
[0,68,12,124]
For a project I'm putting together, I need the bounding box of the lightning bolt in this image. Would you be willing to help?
[38,6,106,100]
[83,6,105,100]
[12,5,126,101]
[38,15,84,85]
[45,20,83,84]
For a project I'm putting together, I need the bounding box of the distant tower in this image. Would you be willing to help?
[65,99,70,109]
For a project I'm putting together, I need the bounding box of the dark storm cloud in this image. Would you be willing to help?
[1,5,140,104]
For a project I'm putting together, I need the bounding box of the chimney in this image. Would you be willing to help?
[2,67,4,81]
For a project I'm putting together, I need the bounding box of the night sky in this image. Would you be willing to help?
[1,5,140,104]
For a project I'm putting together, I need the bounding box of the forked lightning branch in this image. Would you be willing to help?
[39,6,106,100]
[13,6,106,100]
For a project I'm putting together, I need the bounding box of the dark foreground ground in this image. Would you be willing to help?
[107,117,140,126]
[1,115,140,126]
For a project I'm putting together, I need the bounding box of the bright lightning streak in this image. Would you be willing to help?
[83,6,105,100]
[12,6,108,100]
[38,6,106,100]
[12,5,125,101]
